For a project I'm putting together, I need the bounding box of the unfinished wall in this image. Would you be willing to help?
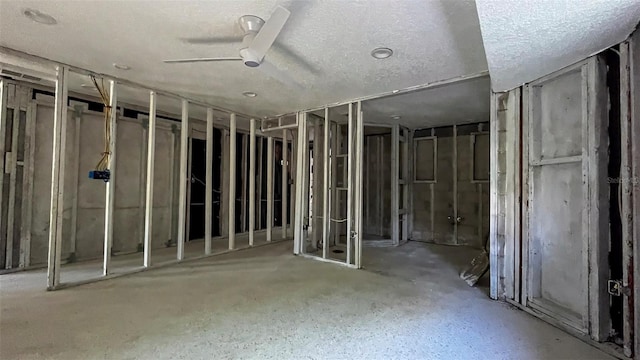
[363,133,391,238]
[410,123,489,248]
[29,94,179,265]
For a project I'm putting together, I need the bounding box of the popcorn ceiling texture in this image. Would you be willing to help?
[0,0,488,118]
[363,75,490,129]
[476,0,640,91]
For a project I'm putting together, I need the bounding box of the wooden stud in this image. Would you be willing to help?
[266,136,274,241]
[184,127,192,244]
[229,114,236,249]
[176,100,189,260]
[355,101,364,268]
[0,80,5,265]
[401,128,409,242]
[619,41,634,356]
[103,80,117,275]
[220,130,229,237]
[290,128,297,239]
[391,124,399,245]
[453,124,458,244]
[47,65,69,289]
[205,108,213,254]
[629,30,640,360]
[256,137,263,230]
[407,129,414,238]
[249,118,256,246]
[312,118,321,250]
[143,91,157,267]
[241,132,248,233]
[138,120,148,251]
[282,128,288,239]
[302,114,311,253]
[346,104,353,264]
[586,56,610,341]
[20,101,36,268]
[5,92,20,268]
[322,108,330,259]
[167,125,176,249]
[331,122,339,246]
[293,112,307,254]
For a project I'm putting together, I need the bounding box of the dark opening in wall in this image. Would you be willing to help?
[604,47,624,344]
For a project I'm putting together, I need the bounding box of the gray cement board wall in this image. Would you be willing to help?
[411,128,489,248]
[363,133,391,238]
[30,99,179,265]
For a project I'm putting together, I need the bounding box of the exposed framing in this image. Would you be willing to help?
[102,80,117,274]
[46,65,68,289]
[228,114,236,249]
[266,136,274,242]
[205,108,214,254]
[142,91,157,267]
[520,58,609,338]
[249,118,256,246]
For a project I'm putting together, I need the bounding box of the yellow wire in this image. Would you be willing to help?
[91,75,112,172]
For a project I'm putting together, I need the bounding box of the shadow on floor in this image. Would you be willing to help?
[362,240,491,297]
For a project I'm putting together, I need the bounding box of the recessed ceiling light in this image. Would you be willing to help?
[391,115,401,120]
[113,63,131,70]
[242,91,257,98]
[23,8,57,25]
[371,47,393,59]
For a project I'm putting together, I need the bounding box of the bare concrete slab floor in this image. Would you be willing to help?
[1,241,612,359]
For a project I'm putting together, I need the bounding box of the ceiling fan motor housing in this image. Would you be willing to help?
[239,15,265,67]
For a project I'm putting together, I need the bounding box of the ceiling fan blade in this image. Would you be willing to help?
[163,57,243,64]
[248,6,290,60]
[181,36,240,45]
[258,59,303,90]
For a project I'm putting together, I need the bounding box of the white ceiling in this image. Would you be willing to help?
[363,75,490,129]
[0,0,489,119]
[476,0,640,91]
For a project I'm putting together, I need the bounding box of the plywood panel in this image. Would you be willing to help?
[530,162,584,320]
[534,69,583,159]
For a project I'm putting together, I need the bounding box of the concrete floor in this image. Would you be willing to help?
[1,240,613,359]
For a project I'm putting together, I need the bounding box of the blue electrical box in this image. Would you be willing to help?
[88,170,110,182]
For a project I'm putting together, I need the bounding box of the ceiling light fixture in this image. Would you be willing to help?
[242,91,257,98]
[391,115,401,120]
[113,63,131,70]
[23,8,57,25]
[371,47,393,59]
[392,90,400,94]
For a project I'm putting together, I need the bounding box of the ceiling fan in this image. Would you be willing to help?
[163,6,302,88]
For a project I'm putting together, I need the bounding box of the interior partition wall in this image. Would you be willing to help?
[0,49,291,290]
[294,103,364,268]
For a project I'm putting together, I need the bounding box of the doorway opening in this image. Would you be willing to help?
[357,76,492,291]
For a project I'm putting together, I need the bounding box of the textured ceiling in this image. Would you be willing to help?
[0,0,488,118]
[476,0,640,92]
[363,75,490,129]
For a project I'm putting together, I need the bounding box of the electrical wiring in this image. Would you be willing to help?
[91,75,112,171]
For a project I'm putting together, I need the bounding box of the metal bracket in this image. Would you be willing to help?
[608,280,631,296]
[73,104,85,119]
